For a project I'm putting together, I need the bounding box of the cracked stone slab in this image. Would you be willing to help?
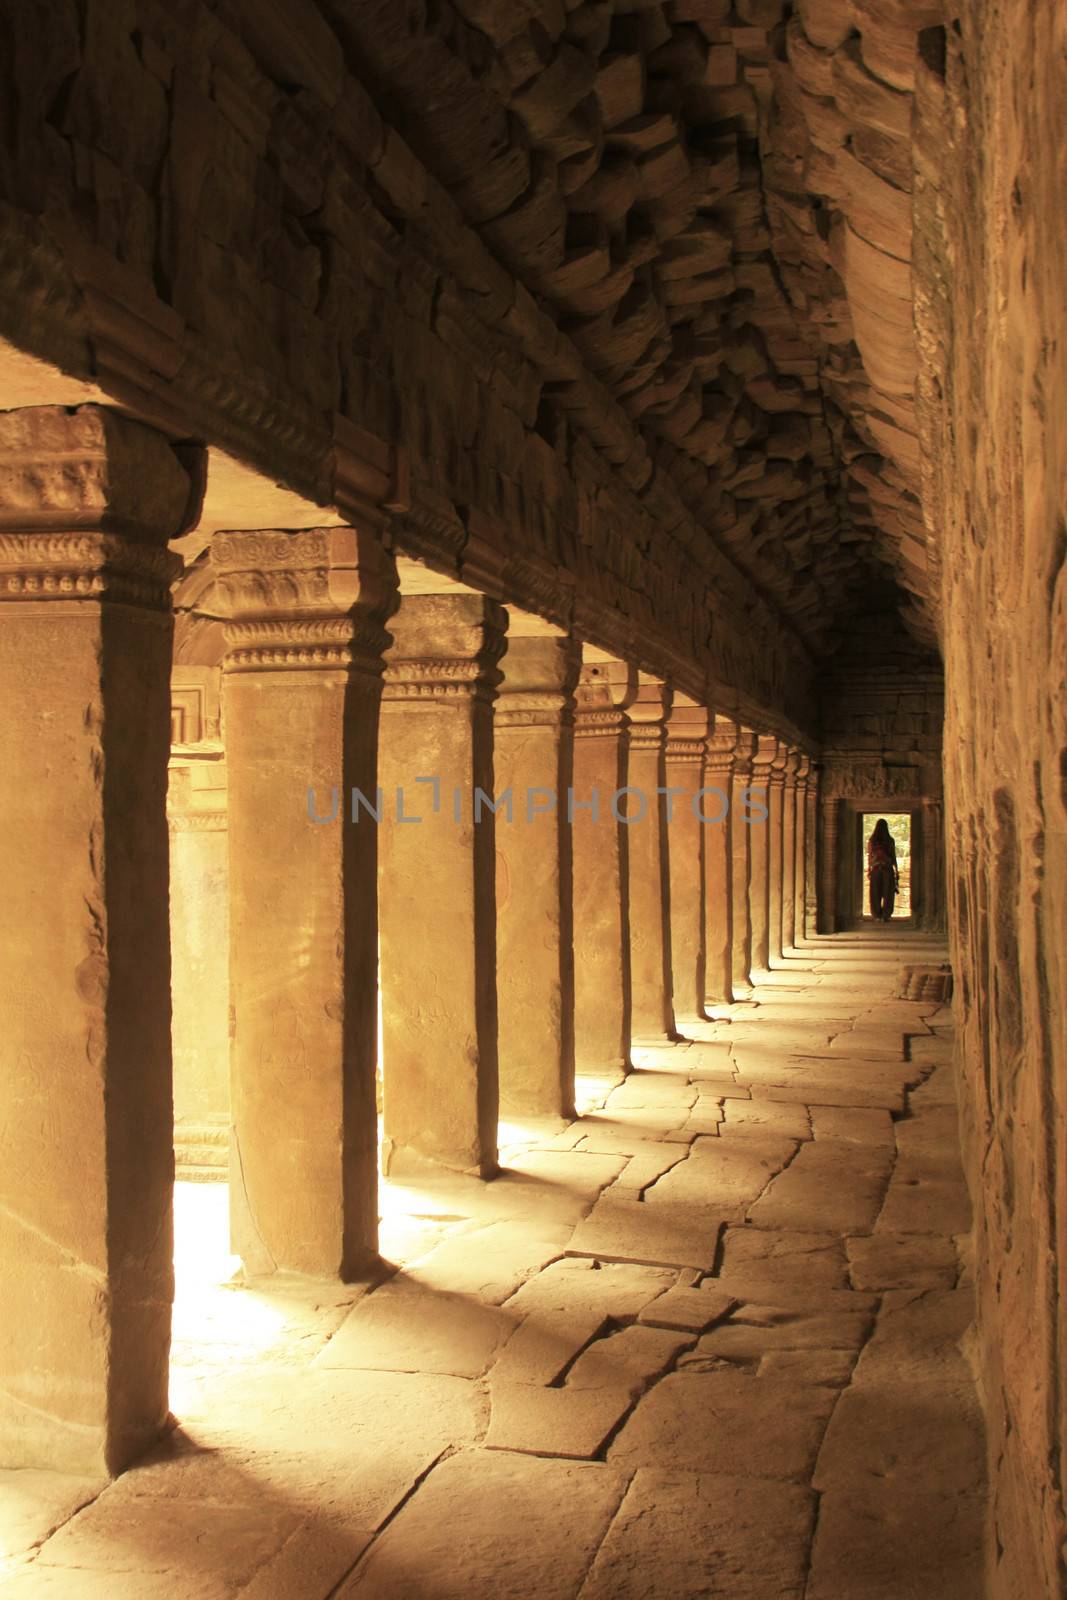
[505,1258,678,1321]
[486,1379,635,1458]
[32,1495,304,1584]
[847,1231,959,1291]
[611,1148,689,1193]
[0,1470,104,1561]
[608,1370,839,1481]
[577,1470,815,1600]
[757,1349,859,1387]
[568,1194,724,1271]
[810,1106,896,1145]
[806,1485,985,1600]
[566,1325,692,1395]
[335,1451,627,1599]
[746,1140,894,1234]
[720,1099,811,1139]
[876,1158,973,1235]
[490,1309,609,1386]
[404,1220,570,1304]
[642,1135,797,1215]
[716,1227,852,1289]
[691,1305,872,1362]
[637,1285,739,1334]
[313,1280,512,1377]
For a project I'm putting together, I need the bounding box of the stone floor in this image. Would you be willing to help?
[0,929,986,1599]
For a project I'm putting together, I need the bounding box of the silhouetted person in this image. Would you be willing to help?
[867,818,898,921]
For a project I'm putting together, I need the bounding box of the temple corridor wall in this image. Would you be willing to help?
[915,6,1067,1594]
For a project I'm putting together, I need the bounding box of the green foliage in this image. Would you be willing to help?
[863,812,911,863]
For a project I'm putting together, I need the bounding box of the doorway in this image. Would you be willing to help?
[858,812,912,920]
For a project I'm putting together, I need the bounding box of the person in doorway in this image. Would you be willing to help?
[867,818,899,921]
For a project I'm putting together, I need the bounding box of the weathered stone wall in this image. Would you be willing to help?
[915,5,1067,1593]
[0,0,817,738]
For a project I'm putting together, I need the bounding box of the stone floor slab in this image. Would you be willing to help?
[847,1231,959,1290]
[578,1470,814,1600]
[486,1380,634,1458]
[607,1370,838,1481]
[716,1226,851,1289]
[335,1451,626,1599]
[567,1325,692,1395]
[313,1281,511,1377]
[568,1194,723,1271]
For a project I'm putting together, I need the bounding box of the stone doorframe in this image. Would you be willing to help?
[819,796,944,933]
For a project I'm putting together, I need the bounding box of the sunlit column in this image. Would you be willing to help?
[781,750,800,952]
[628,674,675,1041]
[379,592,507,1175]
[730,728,758,990]
[0,405,195,1473]
[572,655,636,1079]
[665,696,711,1025]
[703,718,736,1005]
[494,622,580,1120]
[748,734,778,975]
[767,741,788,966]
[795,755,813,939]
[213,526,397,1277]
[168,666,230,1179]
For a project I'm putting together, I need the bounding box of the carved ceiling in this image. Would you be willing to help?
[325,0,941,657]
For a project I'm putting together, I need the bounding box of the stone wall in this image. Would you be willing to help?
[0,0,817,740]
[915,5,1067,1593]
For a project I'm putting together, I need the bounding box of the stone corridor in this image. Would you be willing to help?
[1,929,983,1599]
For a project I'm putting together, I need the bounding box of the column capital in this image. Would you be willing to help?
[496,634,580,728]
[383,591,507,704]
[752,733,782,781]
[0,404,196,612]
[731,727,759,776]
[628,673,672,752]
[769,741,790,789]
[665,698,711,765]
[211,526,399,674]
[575,657,636,737]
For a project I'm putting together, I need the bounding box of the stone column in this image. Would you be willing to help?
[378,593,507,1176]
[0,405,195,1474]
[494,624,580,1120]
[213,526,397,1278]
[168,666,230,1180]
[703,719,736,1005]
[627,675,675,1041]
[780,750,800,952]
[665,697,711,1025]
[572,656,636,1079]
[920,796,946,931]
[748,735,778,975]
[802,759,819,937]
[730,728,758,991]
[767,742,788,966]
[818,790,841,934]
